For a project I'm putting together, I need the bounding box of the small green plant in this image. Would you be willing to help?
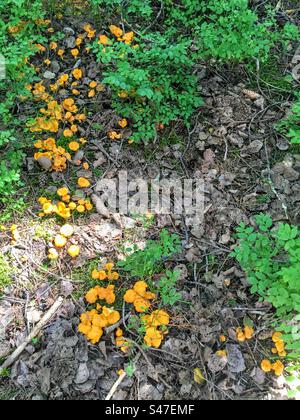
[118,229,181,277]
[232,214,300,359]
[277,93,300,144]
[0,368,10,378]
[91,1,298,143]
[92,32,203,143]
[90,0,153,19]
[157,270,181,305]
[125,361,135,377]
[0,0,46,201]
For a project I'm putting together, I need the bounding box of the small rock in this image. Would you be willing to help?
[199,132,209,141]
[276,137,290,151]
[43,71,56,80]
[27,308,42,324]
[226,344,246,373]
[37,157,52,171]
[63,27,75,36]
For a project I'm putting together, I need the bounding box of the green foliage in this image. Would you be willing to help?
[0,253,13,292]
[157,270,181,305]
[118,229,181,278]
[91,0,298,143]
[92,32,203,142]
[0,0,46,200]
[125,361,136,377]
[166,0,274,61]
[0,131,24,197]
[232,214,300,359]
[90,0,153,19]
[277,94,300,144]
[0,368,10,378]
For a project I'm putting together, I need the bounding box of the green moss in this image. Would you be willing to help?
[0,254,13,292]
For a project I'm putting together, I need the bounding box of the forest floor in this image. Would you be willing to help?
[1,8,300,400]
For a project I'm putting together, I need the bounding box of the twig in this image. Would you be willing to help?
[105,313,130,335]
[223,136,228,161]
[105,353,141,401]
[0,296,64,374]
[105,370,127,400]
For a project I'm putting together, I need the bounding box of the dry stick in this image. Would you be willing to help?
[105,313,130,335]
[105,371,127,401]
[105,354,141,401]
[0,296,64,374]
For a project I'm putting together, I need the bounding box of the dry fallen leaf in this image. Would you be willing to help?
[193,367,205,385]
